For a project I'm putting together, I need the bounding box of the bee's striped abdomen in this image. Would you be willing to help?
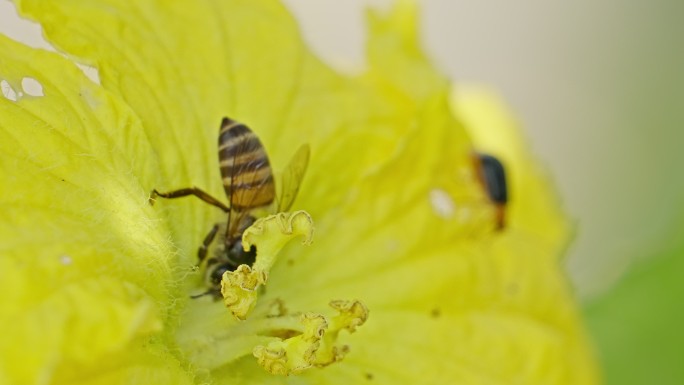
[219,117,275,209]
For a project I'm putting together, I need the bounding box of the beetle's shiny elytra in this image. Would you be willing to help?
[474,153,508,230]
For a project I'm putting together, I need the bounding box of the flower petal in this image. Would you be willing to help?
[7,0,599,384]
[0,34,189,384]
[15,0,416,262]
[15,0,302,256]
[366,0,447,100]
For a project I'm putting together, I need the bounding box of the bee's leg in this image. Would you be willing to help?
[198,223,220,265]
[190,291,212,299]
[149,187,230,212]
[189,288,221,300]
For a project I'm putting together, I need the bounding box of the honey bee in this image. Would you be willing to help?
[150,117,309,298]
[472,153,508,230]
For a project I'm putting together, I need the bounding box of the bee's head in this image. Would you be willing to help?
[209,264,231,286]
[227,238,257,269]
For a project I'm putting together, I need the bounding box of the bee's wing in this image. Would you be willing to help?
[277,144,310,212]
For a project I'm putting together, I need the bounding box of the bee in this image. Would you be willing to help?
[150,117,310,298]
[472,153,508,230]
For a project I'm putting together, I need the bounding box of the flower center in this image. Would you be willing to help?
[175,211,369,376]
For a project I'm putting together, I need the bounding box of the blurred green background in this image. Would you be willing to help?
[2,0,683,383]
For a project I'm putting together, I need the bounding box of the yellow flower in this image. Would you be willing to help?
[0,0,599,384]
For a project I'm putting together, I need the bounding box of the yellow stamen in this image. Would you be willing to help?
[221,211,314,320]
[253,300,369,375]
